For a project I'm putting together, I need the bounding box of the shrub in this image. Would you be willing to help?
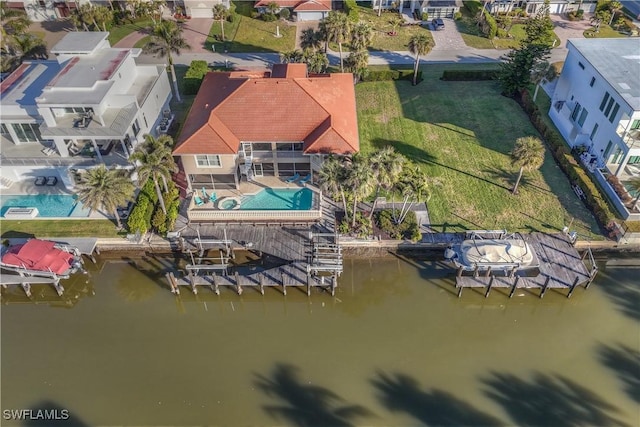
[344,0,359,21]
[279,7,290,20]
[464,1,482,15]
[375,210,421,242]
[606,174,633,203]
[262,12,277,21]
[453,11,462,20]
[251,11,260,19]
[227,12,235,23]
[421,12,428,21]
[152,208,167,234]
[126,178,159,234]
[482,9,497,39]
[184,60,210,95]
[441,69,497,81]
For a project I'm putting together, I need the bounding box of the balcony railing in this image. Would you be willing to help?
[187,208,323,222]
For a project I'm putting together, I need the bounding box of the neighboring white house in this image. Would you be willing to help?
[371,0,597,15]
[0,31,172,189]
[549,38,640,178]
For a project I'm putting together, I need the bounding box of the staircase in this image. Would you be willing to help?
[0,176,15,189]
[243,154,254,182]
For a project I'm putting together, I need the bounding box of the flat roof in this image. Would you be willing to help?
[50,31,109,54]
[568,38,640,110]
[0,61,61,106]
[46,49,130,89]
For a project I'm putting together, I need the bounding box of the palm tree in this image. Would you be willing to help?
[1,3,31,51]
[93,5,113,32]
[266,2,279,16]
[280,49,304,63]
[344,50,369,83]
[393,163,429,224]
[322,11,351,72]
[318,155,350,222]
[143,20,191,102]
[300,28,322,51]
[212,3,230,41]
[346,153,375,228]
[408,33,433,86]
[510,136,545,195]
[608,1,622,25]
[130,134,178,214]
[76,165,135,229]
[388,15,403,35]
[303,48,329,73]
[531,60,557,102]
[368,147,405,221]
[628,176,640,211]
[350,21,373,52]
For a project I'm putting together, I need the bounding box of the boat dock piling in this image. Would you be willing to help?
[455,233,598,298]
[166,227,342,297]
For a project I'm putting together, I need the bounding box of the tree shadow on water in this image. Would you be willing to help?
[598,343,640,404]
[254,363,373,426]
[371,371,504,426]
[482,372,630,427]
[599,273,640,322]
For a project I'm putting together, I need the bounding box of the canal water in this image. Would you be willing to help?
[1,254,638,426]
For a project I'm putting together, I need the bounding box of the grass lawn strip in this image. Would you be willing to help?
[0,220,123,238]
[356,64,600,236]
[107,19,153,46]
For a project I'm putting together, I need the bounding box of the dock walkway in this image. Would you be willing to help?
[455,233,596,298]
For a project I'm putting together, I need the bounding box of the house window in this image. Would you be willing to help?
[578,108,588,127]
[604,141,613,159]
[132,119,140,136]
[252,143,272,151]
[608,103,620,123]
[590,123,599,140]
[143,113,148,128]
[599,92,609,111]
[578,62,585,70]
[631,119,640,130]
[589,77,595,87]
[571,102,582,122]
[603,97,615,117]
[276,143,303,151]
[0,123,8,135]
[11,123,41,143]
[195,155,222,167]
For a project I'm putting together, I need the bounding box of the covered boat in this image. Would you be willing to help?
[445,231,540,277]
[1,239,84,279]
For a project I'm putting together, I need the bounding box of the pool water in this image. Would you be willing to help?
[0,194,90,218]
[240,188,313,210]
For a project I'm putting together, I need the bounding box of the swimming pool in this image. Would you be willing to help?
[240,188,313,210]
[0,194,91,218]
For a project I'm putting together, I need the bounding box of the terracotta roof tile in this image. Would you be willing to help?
[173,65,359,156]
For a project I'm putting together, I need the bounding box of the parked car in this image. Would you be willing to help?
[432,18,445,30]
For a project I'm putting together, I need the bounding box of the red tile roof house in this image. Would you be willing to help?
[173,63,359,222]
[254,0,332,21]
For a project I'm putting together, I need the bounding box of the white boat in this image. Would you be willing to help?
[1,239,84,279]
[445,231,540,277]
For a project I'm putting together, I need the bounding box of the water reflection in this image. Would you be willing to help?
[482,372,630,427]
[371,371,503,426]
[598,343,640,404]
[254,363,373,426]
[598,265,640,322]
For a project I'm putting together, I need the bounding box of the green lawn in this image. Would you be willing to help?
[356,64,600,236]
[583,24,627,38]
[350,5,434,52]
[107,19,153,46]
[0,220,123,238]
[206,1,295,53]
[133,35,151,49]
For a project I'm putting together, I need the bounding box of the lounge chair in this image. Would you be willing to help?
[285,173,300,183]
[35,176,46,186]
[194,195,205,206]
[45,176,58,186]
[209,192,217,202]
[299,173,311,184]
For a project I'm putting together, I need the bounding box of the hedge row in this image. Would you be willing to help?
[127,178,158,235]
[184,60,210,95]
[376,209,421,242]
[519,89,617,229]
[363,69,422,82]
[441,69,497,81]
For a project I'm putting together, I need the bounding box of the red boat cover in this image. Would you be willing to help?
[2,240,74,275]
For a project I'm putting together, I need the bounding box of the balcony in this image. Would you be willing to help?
[40,103,138,139]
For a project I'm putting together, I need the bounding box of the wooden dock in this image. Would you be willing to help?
[166,262,337,296]
[455,233,597,298]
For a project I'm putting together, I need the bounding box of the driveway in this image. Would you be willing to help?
[550,13,593,48]
[28,19,74,56]
[181,18,215,53]
[429,18,467,51]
